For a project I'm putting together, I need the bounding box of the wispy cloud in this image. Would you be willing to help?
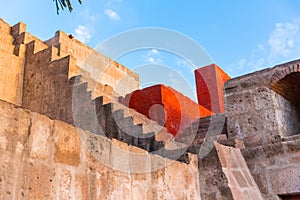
[231,18,300,77]
[143,49,163,64]
[74,25,92,43]
[89,15,96,22]
[267,20,300,61]
[104,9,121,21]
[176,59,195,74]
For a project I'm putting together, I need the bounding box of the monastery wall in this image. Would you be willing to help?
[45,30,140,98]
[0,99,200,199]
[1,17,300,200]
[0,19,24,105]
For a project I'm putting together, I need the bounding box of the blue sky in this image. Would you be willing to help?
[2,0,300,99]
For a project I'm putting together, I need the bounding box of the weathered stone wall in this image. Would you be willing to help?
[0,19,24,105]
[45,31,140,97]
[224,69,281,147]
[242,138,300,199]
[224,60,300,199]
[198,147,233,200]
[273,92,300,136]
[0,99,200,199]
[215,143,264,200]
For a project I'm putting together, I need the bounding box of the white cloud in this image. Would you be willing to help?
[143,49,163,64]
[89,15,96,22]
[231,18,300,77]
[74,25,92,43]
[151,49,159,55]
[267,20,299,61]
[104,9,121,21]
[148,57,155,63]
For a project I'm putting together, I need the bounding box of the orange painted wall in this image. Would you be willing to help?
[119,64,229,136]
[195,64,231,114]
[121,84,212,136]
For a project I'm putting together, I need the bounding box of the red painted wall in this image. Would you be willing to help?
[195,64,231,114]
[120,84,212,136]
[119,64,230,137]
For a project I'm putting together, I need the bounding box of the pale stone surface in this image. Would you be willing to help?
[45,30,140,97]
[54,120,82,166]
[215,143,264,200]
[0,19,24,106]
[0,99,199,199]
[28,112,53,159]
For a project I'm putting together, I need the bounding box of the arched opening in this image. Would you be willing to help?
[279,193,300,200]
[271,72,300,136]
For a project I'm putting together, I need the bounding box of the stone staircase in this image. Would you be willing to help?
[8,23,191,163]
[68,75,191,163]
[176,114,228,155]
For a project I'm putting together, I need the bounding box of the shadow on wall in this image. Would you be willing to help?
[271,72,300,136]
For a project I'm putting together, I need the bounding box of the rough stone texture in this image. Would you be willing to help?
[242,139,300,199]
[273,89,300,136]
[195,64,231,114]
[45,30,140,98]
[225,59,300,147]
[1,18,300,200]
[215,143,264,200]
[0,19,24,105]
[198,146,234,200]
[0,99,200,199]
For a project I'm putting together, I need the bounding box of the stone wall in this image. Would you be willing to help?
[273,92,300,136]
[215,143,264,200]
[225,60,300,147]
[224,60,300,199]
[242,138,300,199]
[225,68,285,147]
[198,146,233,199]
[2,17,300,200]
[0,99,200,199]
[45,31,140,97]
[0,19,24,106]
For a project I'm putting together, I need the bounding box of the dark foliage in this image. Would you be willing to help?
[54,0,82,14]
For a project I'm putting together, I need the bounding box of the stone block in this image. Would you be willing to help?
[86,133,111,168]
[28,113,53,160]
[75,175,89,200]
[215,143,264,200]
[27,162,56,200]
[58,169,73,199]
[110,139,131,172]
[54,120,81,166]
[268,165,300,195]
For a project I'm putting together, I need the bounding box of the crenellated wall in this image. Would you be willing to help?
[0,19,24,105]
[45,30,140,98]
[1,17,300,200]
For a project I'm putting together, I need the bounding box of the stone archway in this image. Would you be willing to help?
[279,194,300,200]
[270,71,300,136]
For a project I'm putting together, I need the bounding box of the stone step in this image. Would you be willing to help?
[107,101,174,143]
[153,146,190,164]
